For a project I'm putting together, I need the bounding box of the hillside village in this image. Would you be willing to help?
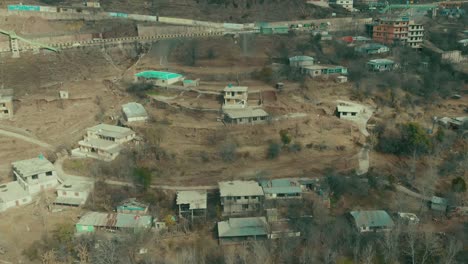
[0,0,467,263]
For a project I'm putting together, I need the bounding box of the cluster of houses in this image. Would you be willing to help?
[288,55,348,79]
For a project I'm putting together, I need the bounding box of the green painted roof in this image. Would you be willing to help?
[368,59,394,65]
[350,210,394,228]
[289,56,314,62]
[135,71,182,80]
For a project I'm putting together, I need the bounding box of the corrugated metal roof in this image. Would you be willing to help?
[122,102,148,119]
[223,85,248,92]
[117,198,148,211]
[259,179,302,194]
[289,56,314,62]
[223,108,269,119]
[368,59,395,65]
[219,181,264,197]
[77,212,152,229]
[218,217,268,238]
[135,71,182,80]
[350,210,394,228]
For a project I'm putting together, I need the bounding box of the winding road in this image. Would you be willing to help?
[0,128,53,149]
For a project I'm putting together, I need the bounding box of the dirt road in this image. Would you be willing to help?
[0,128,53,149]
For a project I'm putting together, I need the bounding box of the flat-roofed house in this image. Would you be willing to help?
[289,55,315,68]
[0,89,13,119]
[223,108,269,125]
[54,180,93,207]
[86,124,135,144]
[0,181,33,212]
[367,59,396,72]
[135,70,184,87]
[349,210,394,232]
[219,181,264,215]
[12,158,59,195]
[217,217,269,244]
[76,212,153,233]
[336,103,362,120]
[73,124,135,161]
[122,102,148,122]
[176,190,207,220]
[259,179,302,199]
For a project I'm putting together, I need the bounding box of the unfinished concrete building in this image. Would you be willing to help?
[219,181,264,216]
[336,103,363,120]
[0,89,14,119]
[73,124,135,161]
[222,85,270,125]
[223,85,248,109]
[12,157,59,195]
[176,190,207,220]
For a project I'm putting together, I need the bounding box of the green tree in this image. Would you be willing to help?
[401,122,432,155]
[279,129,292,145]
[452,177,466,193]
[267,142,281,159]
[133,167,152,191]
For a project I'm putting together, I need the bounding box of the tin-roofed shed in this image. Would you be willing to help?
[217,217,269,244]
[135,70,184,87]
[259,179,302,199]
[117,198,149,215]
[289,56,315,67]
[367,59,396,72]
[349,210,394,232]
[122,102,148,122]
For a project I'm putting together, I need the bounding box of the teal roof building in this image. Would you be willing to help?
[259,179,302,199]
[135,71,182,80]
[350,210,394,232]
[217,217,269,244]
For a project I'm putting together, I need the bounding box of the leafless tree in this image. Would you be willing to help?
[380,224,401,264]
[360,244,375,264]
[440,236,462,264]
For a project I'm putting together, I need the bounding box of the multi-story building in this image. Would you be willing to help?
[372,17,409,45]
[219,181,264,215]
[370,17,424,48]
[407,22,424,49]
[12,158,59,195]
[223,85,248,109]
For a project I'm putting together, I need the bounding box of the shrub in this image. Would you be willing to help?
[127,83,154,98]
[452,177,466,193]
[219,141,237,162]
[279,129,292,145]
[288,142,302,153]
[267,142,281,159]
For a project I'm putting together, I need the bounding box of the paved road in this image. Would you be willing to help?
[0,128,53,149]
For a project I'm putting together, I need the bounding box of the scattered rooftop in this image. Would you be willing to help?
[289,55,314,62]
[336,104,361,113]
[218,217,268,238]
[56,180,93,192]
[122,102,148,120]
[219,180,264,197]
[78,138,121,153]
[176,190,208,210]
[368,59,395,64]
[87,124,134,139]
[77,212,153,229]
[259,179,302,195]
[12,157,55,176]
[350,210,394,228]
[223,85,248,92]
[117,198,149,211]
[0,181,31,204]
[135,70,182,80]
[223,107,269,119]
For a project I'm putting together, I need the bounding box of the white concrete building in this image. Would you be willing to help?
[122,102,148,122]
[331,0,353,11]
[73,124,135,161]
[336,103,362,120]
[219,181,264,215]
[12,158,59,195]
[0,181,33,212]
[54,180,93,206]
[86,124,136,144]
